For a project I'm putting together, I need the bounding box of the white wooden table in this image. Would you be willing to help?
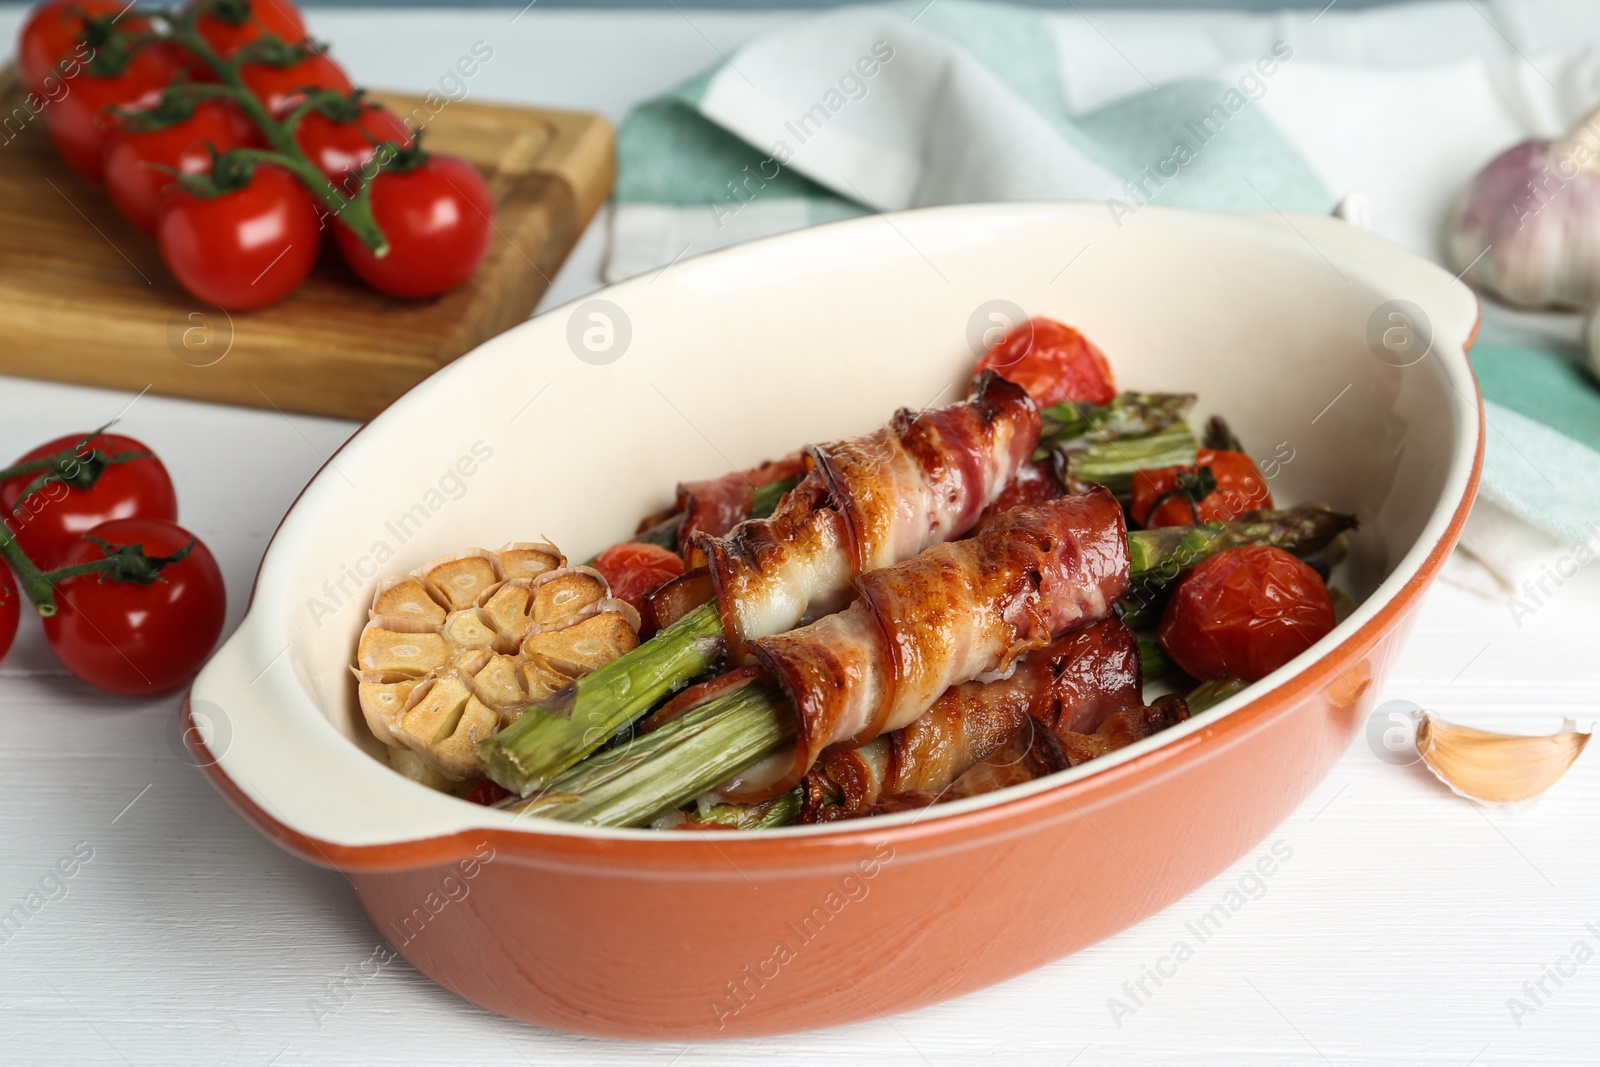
[2,7,1598,1065]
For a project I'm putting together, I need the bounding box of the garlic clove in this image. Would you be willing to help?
[421,550,501,610]
[1416,712,1591,805]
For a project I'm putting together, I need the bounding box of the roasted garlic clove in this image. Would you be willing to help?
[357,621,452,677]
[423,550,501,610]
[358,675,426,745]
[468,653,527,711]
[371,576,448,626]
[518,656,575,704]
[441,608,503,651]
[1417,712,1592,805]
[479,581,535,642]
[425,695,501,780]
[524,611,640,676]
[498,541,565,580]
[531,568,610,628]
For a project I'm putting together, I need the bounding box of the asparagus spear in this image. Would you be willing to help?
[1061,427,1196,495]
[1138,635,1175,681]
[682,787,803,830]
[510,682,796,827]
[481,502,1356,796]
[478,600,726,794]
[1036,392,1198,457]
[1187,677,1248,714]
[1123,505,1357,594]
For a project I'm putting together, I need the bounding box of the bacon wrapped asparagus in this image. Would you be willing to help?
[481,372,1043,793]
[800,617,1142,820]
[517,490,1131,824]
[866,694,1193,817]
[741,488,1129,798]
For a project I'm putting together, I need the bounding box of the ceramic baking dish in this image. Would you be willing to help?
[186,202,1481,1038]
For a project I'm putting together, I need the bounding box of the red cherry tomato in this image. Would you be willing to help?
[592,542,687,613]
[977,317,1117,407]
[240,50,352,118]
[42,518,227,696]
[1,433,178,569]
[44,44,182,181]
[1131,449,1274,529]
[294,101,412,185]
[189,0,307,58]
[1158,545,1335,683]
[335,152,493,298]
[103,100,259,233]
[0,565,19,664]
[464,778,511,806]
[157,162,320,309]
[16,0,145,95]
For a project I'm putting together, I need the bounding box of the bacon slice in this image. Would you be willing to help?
[840,694,1192,820]
[976,456,1068,529]
[675,453,807,555]
[801,618,1140,820]
[697,372,1040,662]
[736,488,1129,801]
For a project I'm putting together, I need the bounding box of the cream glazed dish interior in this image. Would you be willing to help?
[189,202,1481,849]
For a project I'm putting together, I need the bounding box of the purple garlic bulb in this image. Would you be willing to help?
[1450,113,1600,310]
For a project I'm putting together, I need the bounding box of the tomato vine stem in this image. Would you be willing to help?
[106,2,393,256]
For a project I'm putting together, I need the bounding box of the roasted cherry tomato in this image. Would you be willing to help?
[0,565,19,664]
[294,97,412,185]
[17,0,145,94]
[240,48,352,117]
[334,150,493,298]
[43,518,227,696]
[464,778,511,806]
[592,542,687,613]
[103,99,259,233]
[1158,545,1335,682]
[977,317,1117,407]
[1131,449,1273,528]
[189,0,308,58]
[156,160,320,309]
[1,433,178,570]
[45,43,183,181]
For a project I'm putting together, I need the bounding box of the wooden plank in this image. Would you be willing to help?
[0,64,614,420]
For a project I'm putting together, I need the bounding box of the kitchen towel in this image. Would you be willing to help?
[606,0,1600,588]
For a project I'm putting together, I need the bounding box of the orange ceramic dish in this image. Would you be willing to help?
[186,204,1481,1038]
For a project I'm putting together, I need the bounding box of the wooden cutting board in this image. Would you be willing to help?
[0,65,614,420]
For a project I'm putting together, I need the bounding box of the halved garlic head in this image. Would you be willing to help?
[352,541,639,780]
[1417,712,1592,805]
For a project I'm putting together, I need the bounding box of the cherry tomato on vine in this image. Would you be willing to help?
[0,566,19,665]
[334,150,493,298]
[157,160,320,309]
[1131,449,1273,529]
[103,100,259,233]
[189,0,308,59]
[240,49,352,117]
[45,44,184,181]
[0,433,178,570]
[42,518,226,696]
[17,0,146,95]
[977,317,1117,407]
[294,99,412,185]
[1158,545,1335,683]
[592,542,687,613]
